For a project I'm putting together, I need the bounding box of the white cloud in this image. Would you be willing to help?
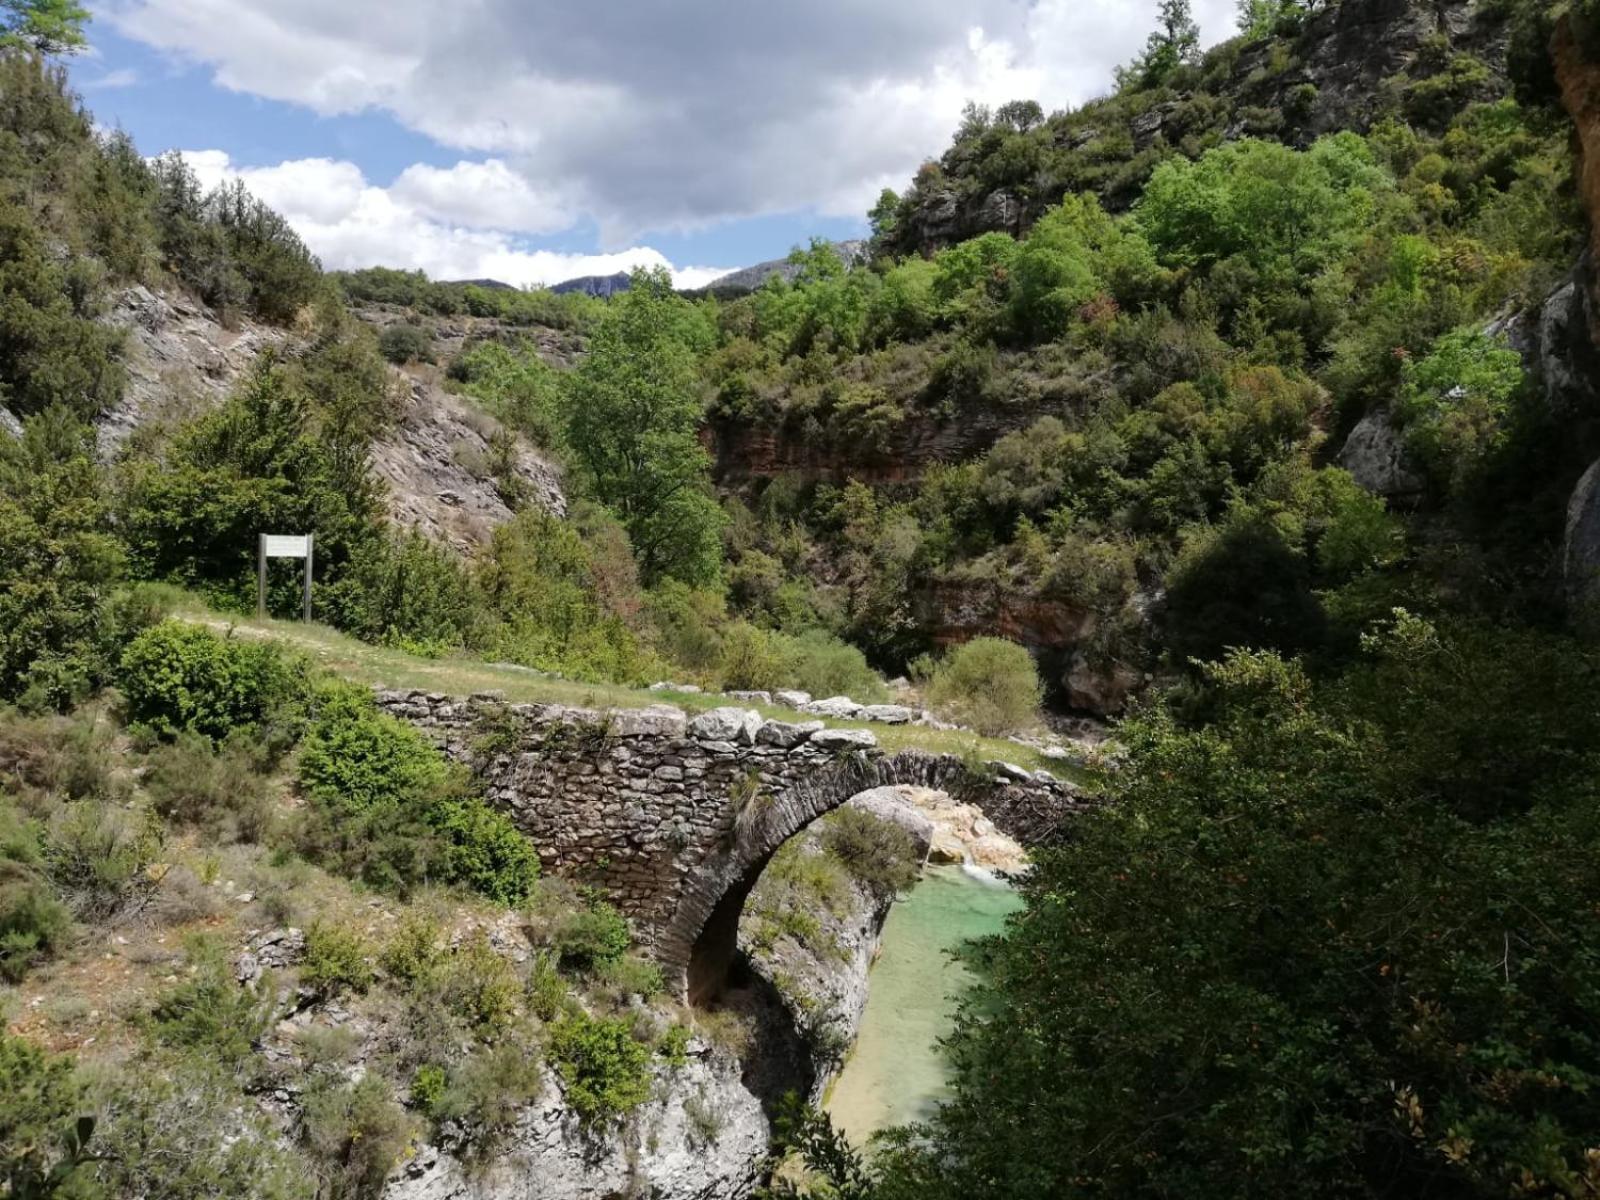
[183,151,732,290]
[104,0,1241,244]
[81,66,140,90]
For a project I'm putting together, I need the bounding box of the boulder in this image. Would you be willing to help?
[607,705,688,739]
[773,690,812,709]
[804,696,864,719]
[726,690,773,705]
[755,719,823,749]
[1337,407,1424,501]
[845,787,936,860]
[860,704,914,725]
[0,405,20,440]
[648,681,702,694]
[811,728,878,752]
[1565,458,1600,616]
[688,707,763,744]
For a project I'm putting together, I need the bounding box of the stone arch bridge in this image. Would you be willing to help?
[378,690,1090,1002]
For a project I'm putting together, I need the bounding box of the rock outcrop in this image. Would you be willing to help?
[1567,460,1600,616]
[93,285,566,548]
[97,284,290,456]
[370,378,565,551]
[1337,407,1425,502]
[386,1055,767,1200]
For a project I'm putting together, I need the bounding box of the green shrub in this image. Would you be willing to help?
[441,932,520,1034]
[0,799,70,982]
[118,622,308,744]
[409,1064,447,1114]
[44,798,162,920]
[300,1074,417,1200]
[819,808,923,904]
[301,922,374,997]
[429,798,540,905]
[548,1011,652,1125]
[428,1044,544,1153]
[377,324,434,365]
[297,683,448,811]
[922,637,1043,735]
[596,954,664,999]
[380,914,445,987]
[526,952,569,1021]
[148,935,276,1066]
[551,902,631,973]
[0,1029,99,1198]
[143,730,274,842]
[92,1061,313,1200]
[0,867,70,983]
[779,629,887,702]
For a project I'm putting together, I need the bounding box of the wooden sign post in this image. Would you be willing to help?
[258,533,315,621]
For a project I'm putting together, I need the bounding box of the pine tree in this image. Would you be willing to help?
[0,0,90,55]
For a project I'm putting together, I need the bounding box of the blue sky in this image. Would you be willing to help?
[75,1,1236,288]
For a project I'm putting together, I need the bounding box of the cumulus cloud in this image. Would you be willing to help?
[104,0,1238,244]
[182,151,732,289]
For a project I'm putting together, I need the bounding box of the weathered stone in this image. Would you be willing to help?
[688,707,763,744]
[755,719,823,748]
[726,690,773,705]
[1337,407,1424,501]
[860,704,913,725]
[649,681,703,694]
[811,728,878,752]
[803,696,863,719]
[773,690,812,709]
[607,704,688,739]
[1566,458,1600,615]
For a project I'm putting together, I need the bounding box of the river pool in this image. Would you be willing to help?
[824,864,1023,1143]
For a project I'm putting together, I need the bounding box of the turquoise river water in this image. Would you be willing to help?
[824,864,1024,1143]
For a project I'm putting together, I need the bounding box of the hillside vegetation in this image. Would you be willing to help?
[6,0,1600,1196]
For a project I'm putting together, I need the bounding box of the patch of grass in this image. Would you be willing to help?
[165,596,1072,776]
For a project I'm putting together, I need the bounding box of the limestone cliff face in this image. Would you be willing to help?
[93,285,565,550]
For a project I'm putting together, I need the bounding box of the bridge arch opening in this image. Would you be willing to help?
[676,753,978,1006]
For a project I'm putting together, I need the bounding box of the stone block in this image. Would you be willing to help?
[860,704,914,725]
[755,719,823,749]
[608,704,688,739]
[811,728,877,751]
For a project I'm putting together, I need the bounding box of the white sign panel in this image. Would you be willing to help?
[263,535,310,558]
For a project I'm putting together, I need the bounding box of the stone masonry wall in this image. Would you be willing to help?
[377,689,1091,994]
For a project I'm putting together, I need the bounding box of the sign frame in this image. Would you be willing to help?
[257,532,314,622]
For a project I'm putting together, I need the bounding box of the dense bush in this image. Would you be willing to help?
[0,801,70,981]
[142,730,274,842]
[296,683,539,903]
[868,626,1600,1198]
[0,411,127,710]
[0,1028,98,1197]
[300,922,375,997]
[377,323,434,365]
[921,637,1043,735]
[551,900,631,973]
[118,622,307,743]
[548,1011,652,1125]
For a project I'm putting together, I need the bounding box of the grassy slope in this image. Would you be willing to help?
[170,597,1078,778]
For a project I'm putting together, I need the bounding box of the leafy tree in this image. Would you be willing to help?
[873,629,1600,1198]
[0,409,123,709]
[1117,0,1201,91]
[564,268,724,584]
[0,0,88,55]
